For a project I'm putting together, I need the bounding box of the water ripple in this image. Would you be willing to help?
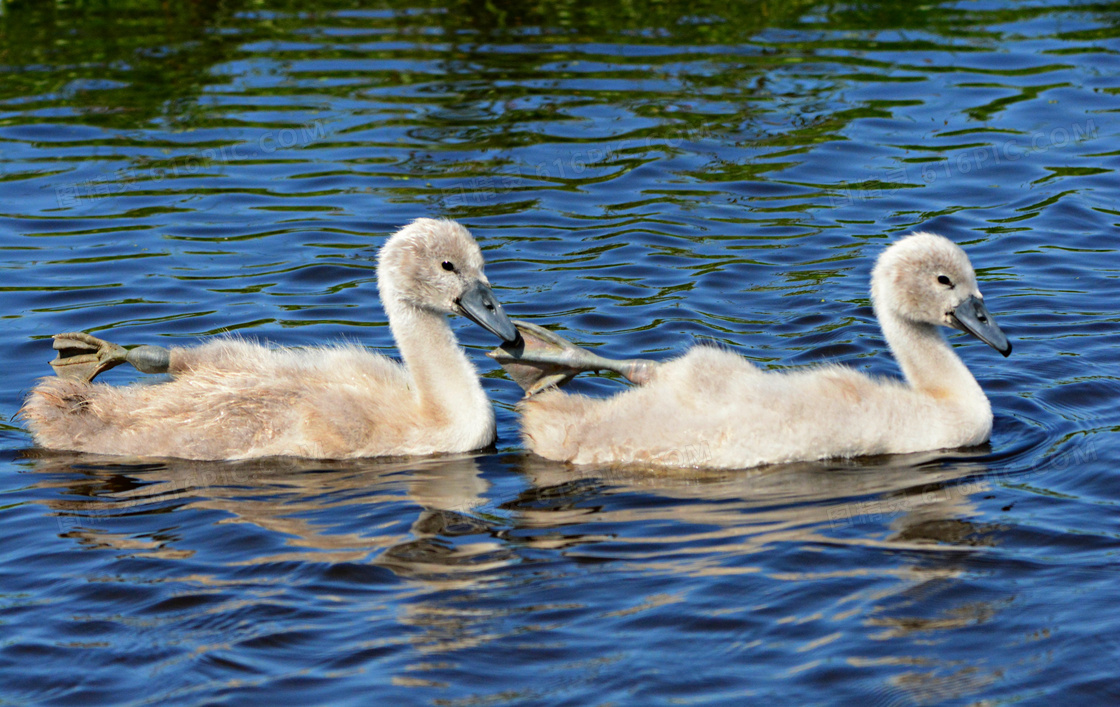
[0,0,1118,704]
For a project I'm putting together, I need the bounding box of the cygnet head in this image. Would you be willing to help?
[871,232,1011,356]
[378,218,519,343]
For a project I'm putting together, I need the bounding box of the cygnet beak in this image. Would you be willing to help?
[455,280,520,343]
[949,295,1012,357]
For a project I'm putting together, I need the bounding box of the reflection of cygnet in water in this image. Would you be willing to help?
[493,233,1011,469]
[30,452,507,571]
[21,219,519,460]
[376,456,518,583]
[511,450,997,558]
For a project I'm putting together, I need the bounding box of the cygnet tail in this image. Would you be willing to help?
[20,377,119,454]
[518,389,604,462]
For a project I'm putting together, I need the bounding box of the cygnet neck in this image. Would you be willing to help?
[383,295,488,425]
[877,306,985,404]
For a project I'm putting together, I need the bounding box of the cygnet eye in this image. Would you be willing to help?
[937,274,954,288]
[442,261,456,272]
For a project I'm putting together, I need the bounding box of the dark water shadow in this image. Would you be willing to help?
[19,449,517,585]
[505,447,1008,554]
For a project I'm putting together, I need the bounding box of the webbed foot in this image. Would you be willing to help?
[488,320,658,396]
[49,332,171,382]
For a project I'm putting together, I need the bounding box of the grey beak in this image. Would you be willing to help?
[455,281,520,343]
[950,295,1011,357]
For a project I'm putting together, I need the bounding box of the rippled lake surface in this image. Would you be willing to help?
[1,1,1118,703]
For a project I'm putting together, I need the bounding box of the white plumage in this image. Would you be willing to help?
[20,218,519,460]
[518,233,1012,469]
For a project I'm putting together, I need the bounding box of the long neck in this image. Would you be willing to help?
[878,308,986,406]
[384,298,491,431]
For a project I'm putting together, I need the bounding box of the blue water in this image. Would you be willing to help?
[1,1,1119,704]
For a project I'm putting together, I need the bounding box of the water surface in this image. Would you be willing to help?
[1,0,1118,704]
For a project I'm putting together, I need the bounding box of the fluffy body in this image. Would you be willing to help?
[519,232,1005,469]
[21,219,505,460]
